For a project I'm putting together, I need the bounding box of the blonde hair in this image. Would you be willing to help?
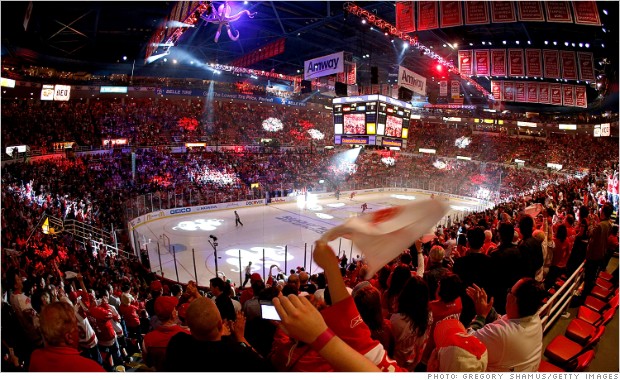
[429,245,445,263]
[39,302,77,346]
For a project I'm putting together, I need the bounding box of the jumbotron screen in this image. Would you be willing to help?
[333,94,410,148]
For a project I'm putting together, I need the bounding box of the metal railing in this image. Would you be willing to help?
[538,262,586,334]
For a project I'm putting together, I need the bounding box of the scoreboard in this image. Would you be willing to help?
[333,95,410,148]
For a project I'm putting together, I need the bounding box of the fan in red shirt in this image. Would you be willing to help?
[29,302,105,372]
[142,296,189,371]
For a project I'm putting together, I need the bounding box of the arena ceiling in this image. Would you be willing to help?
[1,1,618,112]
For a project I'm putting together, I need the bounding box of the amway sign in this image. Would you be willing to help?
[304,52,344,80]
[398,66,426,95]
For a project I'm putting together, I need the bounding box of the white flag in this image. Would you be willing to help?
[321,199,450,279]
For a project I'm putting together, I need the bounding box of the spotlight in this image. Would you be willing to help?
[173,59,178,64]
[403,42,409,48]
[553,41,557,45]
[442,43,447,47]
[564,42,569,46]
[515,40,520,44]
[391,39,394,43]
[602,43,605,47]
[482,41,486,45]
[469,42,473,46]
[585,43,590,48]
[502,40,507,45]
[603,9,608,15]
[163,58,168,62]
[122,56,127,61]
[579,43,583,47]
[362,19,366,24]
[571,43,575,47]
[602,27,607,33]
[488,41,492,45]
[544,41,548,45]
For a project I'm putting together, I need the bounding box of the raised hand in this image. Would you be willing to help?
[273,294,328,344]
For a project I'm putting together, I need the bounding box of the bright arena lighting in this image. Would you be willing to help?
[307,129,325,139]
[262,117,284,132]
[172,219,223,231]
[477,187,491,199]
[224,246,290,273]
[381,157,395,166]
[455,136,471,148]
[327,203,346,208]
[315,213,334,219]
[391,194,416,200]
[433,160,447,169]
[297,192,318,209]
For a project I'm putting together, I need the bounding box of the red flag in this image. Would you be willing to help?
[440,1,463,28]
[417,1,439,30]
[491,1,517,23]
[396,2,416,32]
[545,1,573,23]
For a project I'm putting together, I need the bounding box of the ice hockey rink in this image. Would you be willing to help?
[133,190,489,286]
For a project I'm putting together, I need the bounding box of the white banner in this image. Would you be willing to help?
[398,65,426,95]
[439,81,448,97]
[304,51,344,80]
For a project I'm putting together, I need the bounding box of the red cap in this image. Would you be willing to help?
[154,296,178,320]
[150,280,163,292]
[177,302,190,321]
[250,273,262,282]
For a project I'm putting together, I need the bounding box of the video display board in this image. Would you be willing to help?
[333,95,410,148]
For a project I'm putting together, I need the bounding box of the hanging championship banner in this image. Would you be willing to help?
[439,80,448,97]
[464,1,489,25]
[543,50,560,79]
[417,1,439,30]
[550,84,562,105]
[508,49,525,77]
[538,83,550,104]
[304,51,344,80]
[526,82,538,103]
[440,1,463,28]
[515,82,526,102]
[491,80,503,100]
[572,1,601,26]
[491,1,517,23]
[545,1,573,23]
[451,80,460,98]
[491,49,507,76]
[517,1,545,22]
[474,50,490,75]
[560,51,578,80]
[458,50,473,75]
[577,52,595,82]
[562,84,575,106]
[575,85,587,108]
[503,81,515,101]
[398,65,426,95]
[525,49,542,77]
[396,2,416,33]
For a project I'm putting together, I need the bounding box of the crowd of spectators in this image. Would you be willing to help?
[1,89,618,372]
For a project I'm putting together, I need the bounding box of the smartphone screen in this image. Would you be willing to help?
[260,303,281,321]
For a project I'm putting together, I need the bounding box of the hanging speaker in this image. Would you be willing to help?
[335,81,347,96]
[371,66,378,84]
[301,80,312,94]
[398,86,413,101]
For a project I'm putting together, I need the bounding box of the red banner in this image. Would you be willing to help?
[562,84,575,106]
[525,49,542,77]
[517,1,545,21]
[491,49,507,76]
[526,82,538,103]
[464,2,489,25]
[543,50,560,79]
[474,50,490,75]
[550,84,562,105]
[515,82,526,102]
[491,1,517,23]
[575,86,587,108]
[577,52,596,82]
[560,51,578,80]
[417,1,439,30]
[440,1,463,28]
[458,50,473,75]
[572,1,601,25]
[396,2,416,33]
[538,83,550,104]
[231,38,285,68]
[545,1,573,23]
[491,81,502,100]
[508,49,525,77]
[503,81,515,101]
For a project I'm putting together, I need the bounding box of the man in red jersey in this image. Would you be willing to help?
[29,302,105,372]
[142,296,189,371]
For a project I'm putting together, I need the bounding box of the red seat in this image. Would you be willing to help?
[584,295,607,313]
[601,308,616,325]
[598,272,613,281]
[577,306,603,326]
[565,319,596,345]
[574,350,596,371]
[538,360,565,372]
[590,285,612,300]
[545,335,583,365]
[595,277,614,291]
[584,325,605,349]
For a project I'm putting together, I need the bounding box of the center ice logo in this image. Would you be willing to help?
[172,218,223,231]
